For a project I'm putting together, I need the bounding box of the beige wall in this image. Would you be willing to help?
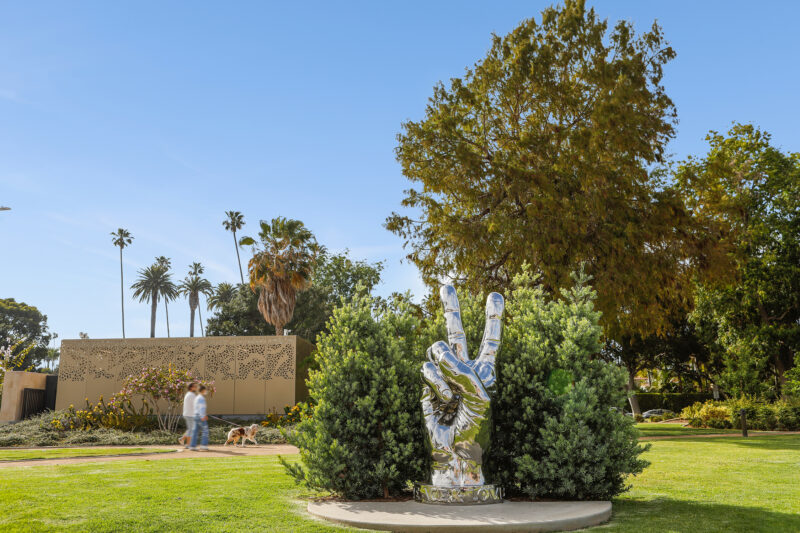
[0,371,48,423]
[56,336,313,415]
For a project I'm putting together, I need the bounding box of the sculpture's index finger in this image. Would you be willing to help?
[440,285,469,362]
[474,292,504,387]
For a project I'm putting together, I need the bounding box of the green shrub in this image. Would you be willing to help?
[634,414,645,423]
[281,291,427,499]
[0,410,291,447]
[0,434,25,446]
[283,268,647,501]
[682,398,800,431]
[487,268,648,500]
[50,395,155,433]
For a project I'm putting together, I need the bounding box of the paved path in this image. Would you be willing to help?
[308,500,612,532]
[0,444,299,468]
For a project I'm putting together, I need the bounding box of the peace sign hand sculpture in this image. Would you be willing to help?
[420,286,504,491]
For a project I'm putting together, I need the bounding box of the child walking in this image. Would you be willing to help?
[189,385,209,451]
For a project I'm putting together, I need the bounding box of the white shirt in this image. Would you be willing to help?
[182,391,197,417]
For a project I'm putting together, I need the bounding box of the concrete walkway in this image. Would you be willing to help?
[308,500,612,532]
[0,444,299,468]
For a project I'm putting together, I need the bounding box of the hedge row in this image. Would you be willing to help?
[682,399,800,431]
[634,392,714,413]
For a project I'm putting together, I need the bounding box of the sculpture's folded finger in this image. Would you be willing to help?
[430,341,490,406]
[422,361,453,402]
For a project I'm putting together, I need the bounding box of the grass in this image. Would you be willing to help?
[604,435,800,532]
[0,435,797,532]
[635,422,740,438]
[0,447,172,462]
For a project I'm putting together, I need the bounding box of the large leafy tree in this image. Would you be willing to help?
[110,228,133,338]
[387,1,725,344]
[206,250,382,342]
[239,217,320,336]
[0,298,53,368]
[222,211,246,284]
[677,124,800,398]
[131,262,177,338]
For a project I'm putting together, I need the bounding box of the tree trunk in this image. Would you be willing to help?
[234,230,244,285]
[119,247,126,339]
[149,291,158,338]
[627,368,641,416]
[165,302,170,338]
[275,322,283,336]
[189,306,195,338]
[198,306,204,337]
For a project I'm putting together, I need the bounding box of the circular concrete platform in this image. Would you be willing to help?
[307,500,612,532]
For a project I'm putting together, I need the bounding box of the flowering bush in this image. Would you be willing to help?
[262,402,312,428]
[121,365,215,433]
[50,394,153,432]
[0,338,34,402]
[681,401,732,428]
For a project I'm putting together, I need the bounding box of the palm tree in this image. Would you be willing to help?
[179,268,212,337]
[222,211,246,284]
[155,256,178,337]
[110,228,133,338]
[131,263,176,338]
[207,282,236,311]
[239,217,320,335]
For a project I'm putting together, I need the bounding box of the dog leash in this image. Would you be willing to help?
[207,414,243,427]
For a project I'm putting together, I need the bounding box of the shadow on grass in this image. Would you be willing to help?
[603,499,800,533]
[661,434,800,451]
[725,434,800,451]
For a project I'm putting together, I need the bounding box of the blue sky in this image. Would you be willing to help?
[1,1,798,342]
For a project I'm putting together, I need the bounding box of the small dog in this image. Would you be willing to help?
[224,423,260,447]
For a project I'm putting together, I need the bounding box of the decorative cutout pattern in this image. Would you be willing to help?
[59,337,296,383]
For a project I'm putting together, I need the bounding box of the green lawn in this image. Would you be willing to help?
[0,447,172,462]
[0,436,798,532]
[635,422,740,438]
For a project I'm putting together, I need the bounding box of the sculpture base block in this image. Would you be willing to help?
[307,500,613,532]
[414,483,503,505]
